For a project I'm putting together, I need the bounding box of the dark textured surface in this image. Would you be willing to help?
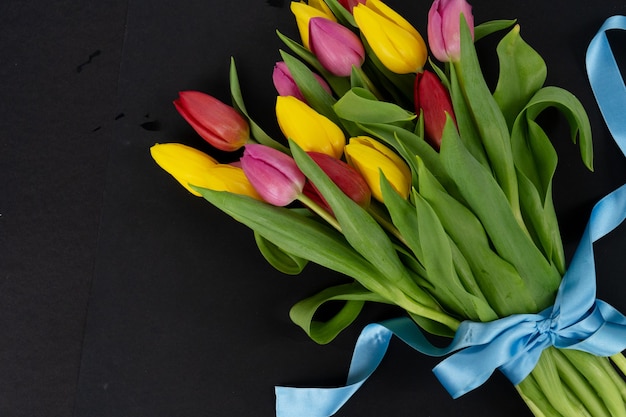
[1,1,626,416]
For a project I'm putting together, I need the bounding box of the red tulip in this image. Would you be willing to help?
[414,70,456,150]
[240,144,305,206]
[173,91,249,152]
[338,0,366,13]
[309,17,365,77]
[302,152,371,214]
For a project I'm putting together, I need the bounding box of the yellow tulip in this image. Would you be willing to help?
[353,0,427,74]
[290,1,336,50]
[150,143,261,200]
[308,0,334,17]
[344,136,411,202]
[275,95,346,159]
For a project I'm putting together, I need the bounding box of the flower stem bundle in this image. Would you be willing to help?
[150,0,626,415]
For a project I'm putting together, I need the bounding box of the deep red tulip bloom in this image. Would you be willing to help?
[174,91,249,152]
[338,0,366,13]
[414,70,456,150]
[303,151,371,213]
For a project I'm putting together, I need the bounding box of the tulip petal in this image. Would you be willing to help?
[309,17,365,77]
[150,143,218,196]
[241,144,306,206]
[353,5,426,74]
[174,91,249,151]
[290,2,336,50]
[276,96,345,159]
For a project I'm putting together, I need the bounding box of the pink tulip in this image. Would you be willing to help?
[414,70,456,150]
[272,61,332,102]
[302,152,371,213]
[427,0,474,62]
[309,17,365,77]
[240,144,305,206]
[173,91,249,152]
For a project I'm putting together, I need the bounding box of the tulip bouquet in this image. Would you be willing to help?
[151,0,626,415]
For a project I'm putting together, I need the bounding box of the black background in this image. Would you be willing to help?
[2,1,626,416]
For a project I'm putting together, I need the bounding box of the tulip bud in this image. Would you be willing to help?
[272,61,332,102]
[275,95,345,159]
[414,70,456,150]
[353,0,427,74]
[427,0,474,62]
[290,1,336,50]
[344,136,411,202]
[308,17,366,77]
[338,0,366,13]
[303,151,371,213]
[173,91,249,152]
[240,144,306,206]
[150,143,261,200]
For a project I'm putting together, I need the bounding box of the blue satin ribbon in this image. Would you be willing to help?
[275,16,626,416]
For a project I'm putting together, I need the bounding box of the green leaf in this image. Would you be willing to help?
[415,156,535,317]
[493,25,547,129]
[193,188,379,286]
[520,86,593,171]
[289,282,389,344]
[440,119,561,311]
[290,141,460,331]
[229,58,289,153]
[414,191,497,322]
[322,0,356,27]
[454,17,520,214]
[280,50,341,126]
[254,231,308,275]
[334,87,416,124]
[474,19,517,41]
[448,60,490,168]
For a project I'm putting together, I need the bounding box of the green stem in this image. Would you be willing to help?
[297,194,342,233]
[551,349,610,417]
[599,354,626,402]
[366,204,411,248]
[517,374,564,417]
[354,66,384,100]
[561,349,626,417]
[612,353,626,378]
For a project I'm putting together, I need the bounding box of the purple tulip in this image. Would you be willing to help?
[272,61,333,102]
[427,0,474,62]
[309,17,365,77]
[240,144,306,206]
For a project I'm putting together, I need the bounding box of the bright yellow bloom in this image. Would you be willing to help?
[353,0,427,74]
[290,1,336,50]
[308,0,334,17]
[204,165,262,200]
[344,136,411,202]
[276,95,346,159]
[150,143,261,200]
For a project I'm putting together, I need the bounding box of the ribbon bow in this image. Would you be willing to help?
[275,16,626,416]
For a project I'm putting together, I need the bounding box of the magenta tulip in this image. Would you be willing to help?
[414,70,456,150]
[240,144,305,206]
[174,91,249,152]
[427,0,474,62]
[302,152,371,213]
[309,17,365,77]
[272,61,332,102]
